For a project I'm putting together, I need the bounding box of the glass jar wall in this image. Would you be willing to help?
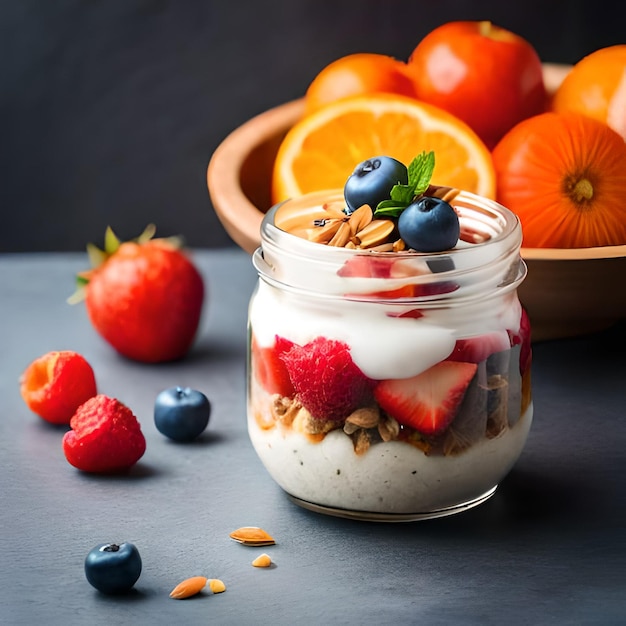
[247,191,532,521]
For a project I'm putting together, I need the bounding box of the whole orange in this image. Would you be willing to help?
[492,111,626,248]
[408,21,547,149]
[304,53,417,116]
[551,45,626,141]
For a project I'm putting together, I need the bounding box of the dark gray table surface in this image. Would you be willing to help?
[1,249,625,625]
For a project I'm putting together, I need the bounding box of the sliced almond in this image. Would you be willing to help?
[348,205,373,235]
[441,188,460,203]
[251,553,272,568]
[356,219,395,248]
[392,238,407,252]
[328,221,352,247]
[208,578,227,594]
[366,242,395,252]
[307,219,343,244]
[426,184,460,203]
[229,526,276,546]
[323,200,349,219]
[169,576,208,599]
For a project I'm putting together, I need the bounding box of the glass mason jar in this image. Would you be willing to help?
[247,190,532,521]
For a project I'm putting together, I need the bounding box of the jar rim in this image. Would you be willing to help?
[261,189,521,261]
[257,189,525,302]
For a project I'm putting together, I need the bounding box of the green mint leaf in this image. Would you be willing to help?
[389,183,416,205]
[374,201,407,218]
[407,151,435,195]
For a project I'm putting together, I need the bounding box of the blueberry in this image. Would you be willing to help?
[84,542,142,594]
[344,156,408,214]
[398,197,460,252]
[154,386,211,442]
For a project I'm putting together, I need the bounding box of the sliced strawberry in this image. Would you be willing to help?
[361,281,459,299]
[387,308,424,319]
[508,307,532,375]
[337,255,394,278]
[374,361,477,436]
[281,337,375,421]
[446,331,511,364]
[251,334,295,397]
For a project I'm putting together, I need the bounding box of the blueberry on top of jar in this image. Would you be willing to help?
[398,196,460,252]
[344,156,408,214]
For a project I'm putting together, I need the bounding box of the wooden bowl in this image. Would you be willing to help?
[207,64,626,341]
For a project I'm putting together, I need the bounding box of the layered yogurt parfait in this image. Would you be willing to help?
[247,153,532,521]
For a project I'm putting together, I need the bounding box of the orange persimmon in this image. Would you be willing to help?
[304,53,417,116]
[492,111,626,248]
[551,45,626,141]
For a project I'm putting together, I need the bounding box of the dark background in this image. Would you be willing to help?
[2,0,623,252]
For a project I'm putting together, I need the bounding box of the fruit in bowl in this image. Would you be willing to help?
[492,111,626,249]
[551,44,626,141]
[271,93,496,207]
[406,20,547,149]
[207,23,626,341]
[304,52,418,116]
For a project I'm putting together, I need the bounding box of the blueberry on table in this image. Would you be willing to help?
[344,156,408,214]
[84,542,142,594]
[154,386,211,442]
[398,196,460,252]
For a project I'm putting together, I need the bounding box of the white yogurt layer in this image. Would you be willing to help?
[252,283,512,382]
[248,404,533,515]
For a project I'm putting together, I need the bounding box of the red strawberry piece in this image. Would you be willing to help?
[337,255,394,278]
[361,281,459,299]
[387,308,424,319]
[281,337,375,421]
[19,350,97,425]
[62,395,146,473]
[374,361,477,436]
[508,307,532,375]
[446,331,512,364]
[71,226,204,363]
[251,334,295,397]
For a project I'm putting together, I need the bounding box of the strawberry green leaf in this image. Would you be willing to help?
[104,226,121,256]
[86,242,108,269]
[136,223,157,244]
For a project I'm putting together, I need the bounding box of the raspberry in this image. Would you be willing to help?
[62,395,146,473]
[281,337,374,421]
[19,351,98,425]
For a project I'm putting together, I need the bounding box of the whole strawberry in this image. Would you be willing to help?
[71,226,204,363]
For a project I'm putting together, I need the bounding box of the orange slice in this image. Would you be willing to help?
[271,94,495,205]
